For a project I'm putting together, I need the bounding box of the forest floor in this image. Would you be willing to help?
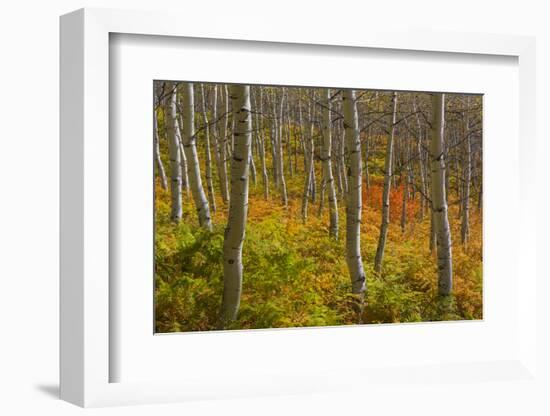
[155,161,483,333]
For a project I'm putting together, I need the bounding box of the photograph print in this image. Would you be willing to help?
[153,81,482,333]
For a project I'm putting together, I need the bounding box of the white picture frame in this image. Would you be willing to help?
[60,7,538,408]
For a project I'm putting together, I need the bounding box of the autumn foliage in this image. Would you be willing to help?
[155,148,482,332]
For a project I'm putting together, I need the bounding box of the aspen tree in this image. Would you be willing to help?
[180,82,212,230]
[413,96,427,219]
[302,94,315,222]
[374,92,398,274]
[401,132,413,233]
[218,85,230,204]
[153,107,168,190]
[364,126,371,195]
[343,89,366,299]
[320,88,338,239]
[259,88,269,199]
[211,85,226,207]
[461,101,471,245]
[430,93,453,295]
[199,84,217,214]
[163,81,182,222]
[277,89,288,206]
[220,84,252,326]
[340,127,348,195]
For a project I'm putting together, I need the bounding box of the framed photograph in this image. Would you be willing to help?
[60,8,538,408]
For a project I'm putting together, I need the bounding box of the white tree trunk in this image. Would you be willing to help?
[163,81,182,222]
[414,97,427,220]
[249,152,257,185]
[200,84,217,214]
[220,84,252,326]
[364,127,371,195]
[430,93,453,295]
[301,97,314,222]
[461,105,471,245]
[320,89,339,239]
[343,89,366,298]
[211,85,225,204]
[256,87,269,199]
[374,92,398,273]
[176,113,190,198]
[218,85,230,204]
[334,122,344,198]
[340,127,348,195]
[275,89,288,206]
[180,82,213,230]
[153,107,168,190]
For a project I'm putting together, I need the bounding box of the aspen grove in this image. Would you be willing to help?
[154,81,483,332]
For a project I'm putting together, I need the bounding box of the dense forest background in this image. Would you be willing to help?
[154,82,483,332]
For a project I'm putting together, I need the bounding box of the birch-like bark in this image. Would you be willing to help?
[430,93,453,295]
[277,89,288,206]
[269,92,279,188]
[401,134,412,232]
[334,122,344,198]
[374,92,398,274]
[364,126,371,195]
[218,86,230,204]
[249,153,257,185]
[270,113,278,185]
[176,114,190,198]
[153,107,168,190]
[413,97,427,220]
[199,84,217,214]
[220,85,252,326]
[286,101,294,177]
[340,127,348,195]
[256,88,269,199]
[461,108,471,245]
[320,89,339,239]
[163,81,182,222]
[343,89,366,298]
[301,97,314,222]
[180,83,213,230]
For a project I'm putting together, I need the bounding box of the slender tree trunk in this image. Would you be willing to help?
[212,85,227,208]
[218,86,230,204]
[180,82,213,230]
[320,89,339,239]
[270,115,278,186]
[256,88,269,199]
[461,110,471,245]
[278,89,288,206]
[302,97,314,222]
[153,107,168,190]
[335,123,344,198]
[401,135,412,232]
[298,100,307,173]
[176,114,190,198]
[200,84,217,214]
[177,138,190,196]
[309,148,317,203]
[343,89,366,301]
[249,153,257,185]
[430,93,453,295]
[340,127,349,195]
[413,97,427,220]
[374,92,398,274]
[364,126,371,197]
[220,85,252,326]
[163,82,183,222]
[286,102,294,178]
